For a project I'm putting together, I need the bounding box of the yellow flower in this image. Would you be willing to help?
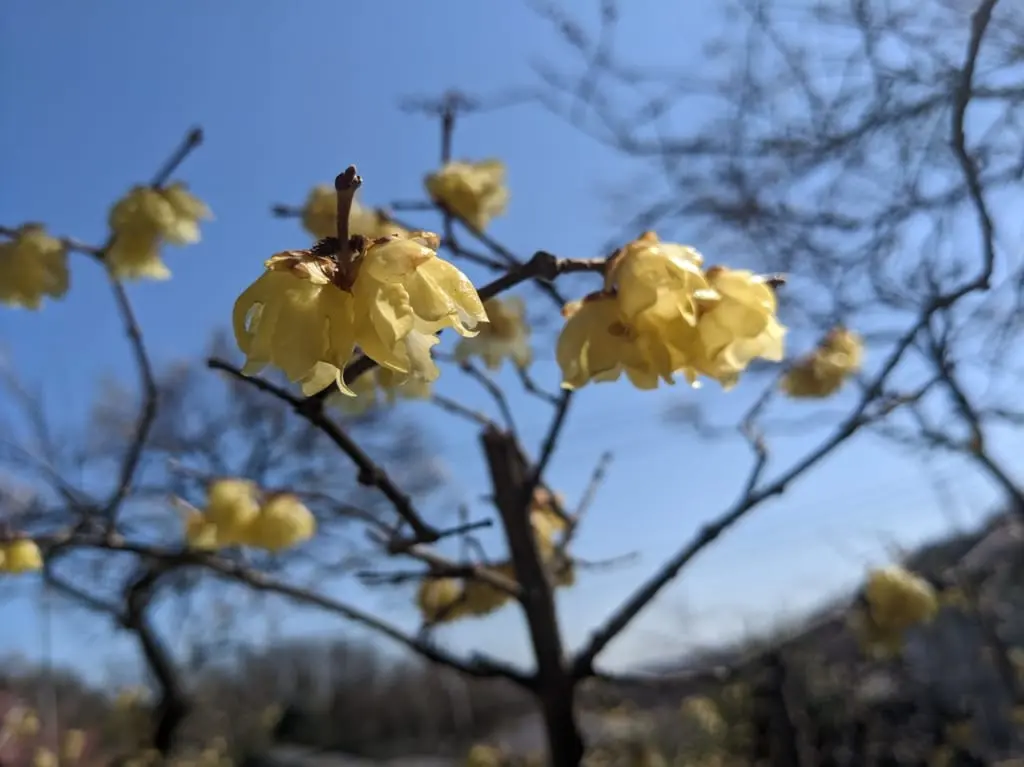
[1,538,43,573]
[606,232,709,328]
[781,326,863,399]
[183,508,220,551]
[529,486,568,558]
[106,184,210,280]
[32,747,57,767]
[62,729,87,762]
[680,696,725,737]
[454,296,532,370]
[326,367,433,416]
[204,478,260,545]
[688,266,785,388]
[233,249,358,396]
[416,577,467,623]
[425,159,509,232]
[300,185,406,241]
[556,293,667,390]
[0,224,69,309]
[461,562,517,616]
[351,232,488,382]
[4,705,39,735]
[245,493,316,552]
[852,565,938,655]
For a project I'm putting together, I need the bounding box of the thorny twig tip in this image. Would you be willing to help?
[185,127,204,147]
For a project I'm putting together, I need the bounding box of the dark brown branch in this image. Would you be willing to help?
[481,425,584,765]
[206,359,440,543]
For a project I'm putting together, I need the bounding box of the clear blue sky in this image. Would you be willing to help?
[0,0,1010,684]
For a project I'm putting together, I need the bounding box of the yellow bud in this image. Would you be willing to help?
[2,539,44,573]
[183,508,220,551]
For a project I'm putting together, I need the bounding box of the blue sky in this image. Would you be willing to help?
[0,1,1013,685]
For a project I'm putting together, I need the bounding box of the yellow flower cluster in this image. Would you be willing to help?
[425,159,509,232]
[0,224,69,309]
[107,183,211,281]
[454,296,533,371]
[233,231,488,397]
[0,538,43,574]
[415,489,574,623]
[850,565,939,656]
[299,185,407,241]
[326,366,432,417]
[780,326,863,398]
[557,233,785,391]
[183,478,316,553]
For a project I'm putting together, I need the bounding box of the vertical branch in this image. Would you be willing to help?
[122,567,189,756]
[480,426,584,767]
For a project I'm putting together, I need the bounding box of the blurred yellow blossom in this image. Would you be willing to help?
[244,493,316,552]
[182,507,221,551]
[425,159,509,231]
[851,565,938,655]
[300,185,406,241]
[416,577,467,623]
[61,728,87,762]
[465,743,505,767]
[461,562,517,617]
[0,224,69,309]
[1,538,43,574]
[204,477,260,545]
[454,296,532,370]
[4,705,40,736]
[106,183,210,281]
[781,326,863,398]
[32,747,57,767]
[326,366,433,417]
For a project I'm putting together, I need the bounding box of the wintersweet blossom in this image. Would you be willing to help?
[326,366,432,416]
[244,493,316,552]
[424,159,509,231]
[299,185,406,241]
[850,565,938,656]
[454,296,533,370]
[233,249,358,395]
[460,562,517,617]
[0,538,43,574]
[106,183,210,280]
[233,230,487,396]
[203,477,260,545]
[781,326,864,398]
[0,224,69,309]
[416,577,467,623]
[351,232,488,382]
[557,232,786,391]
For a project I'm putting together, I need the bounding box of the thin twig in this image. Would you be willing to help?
[207,359,440,543]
